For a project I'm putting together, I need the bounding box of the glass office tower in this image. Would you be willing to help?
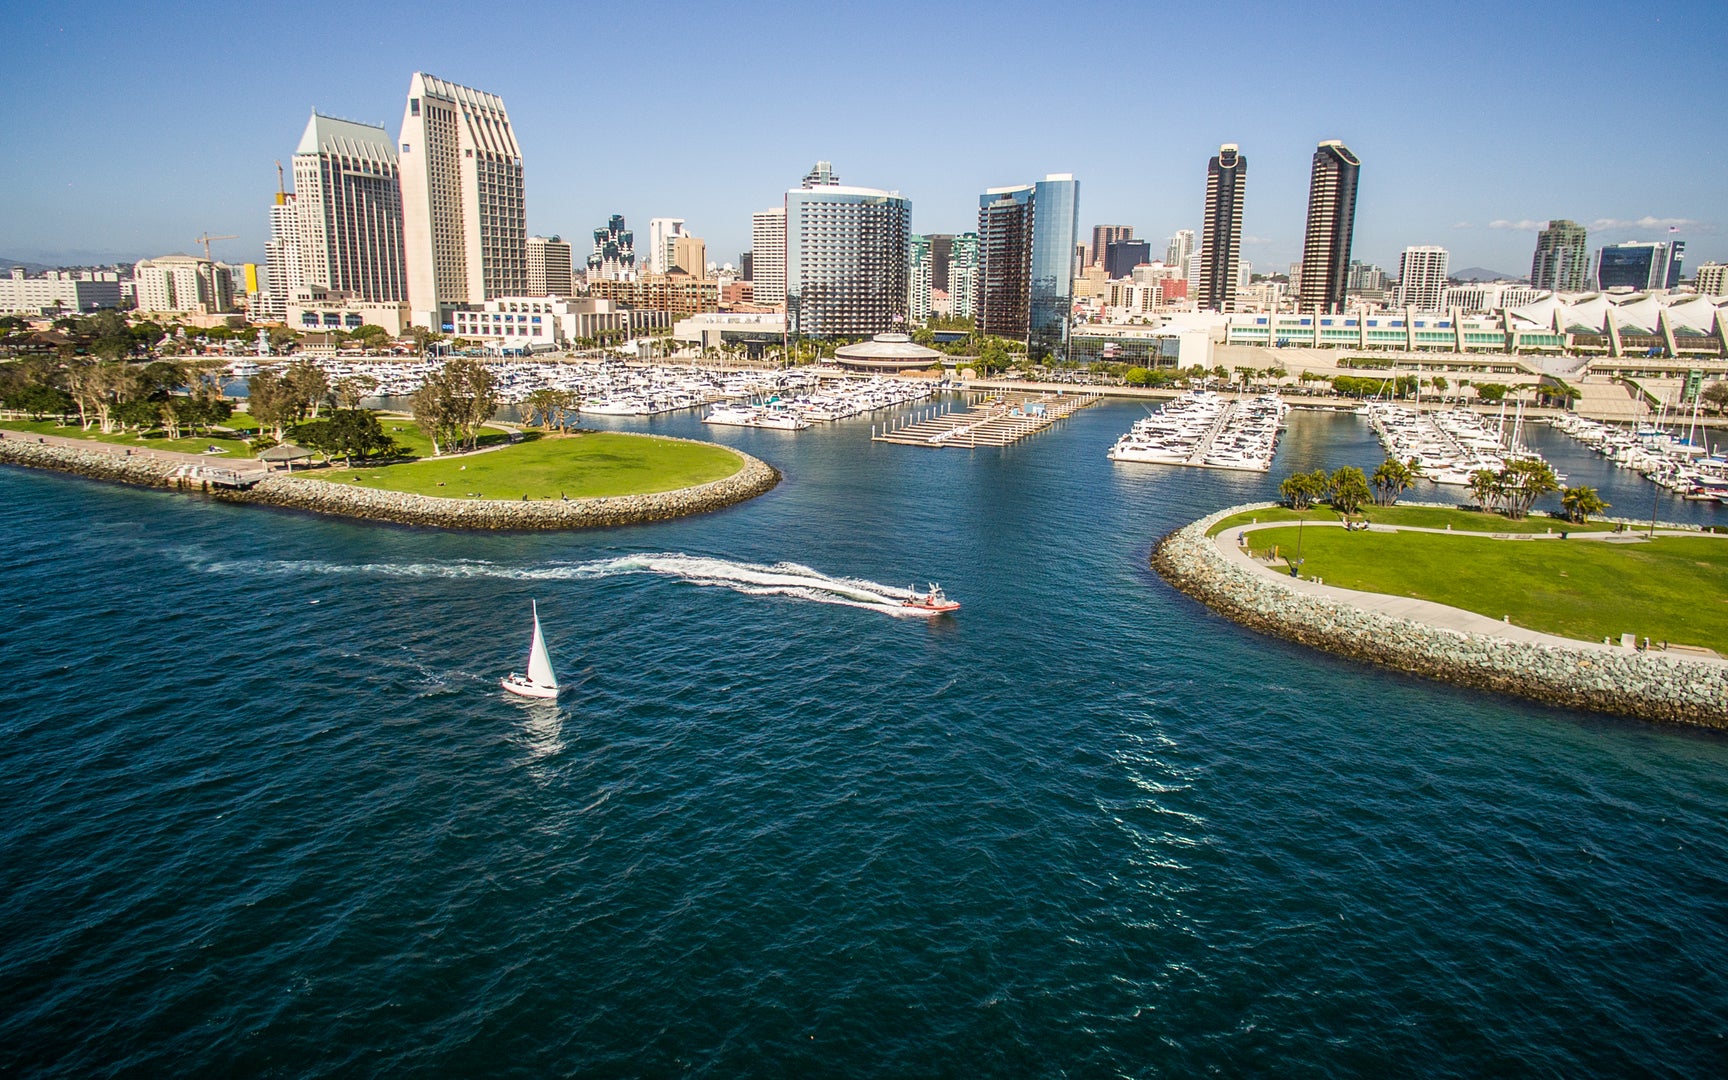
[978,174,1080,359]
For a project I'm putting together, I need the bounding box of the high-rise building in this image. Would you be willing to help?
[750,208,786,305]
[1530,219,1588,292]
[910,234,934,323]
[785,184,911,337]
[291,113,407,304]
[801,161,840,188]
[740,251,754,282]
[1091,225,1133,268]
[670,235,706,277]
[1297,139,1361,314]
[526,235,573,296]
[948,233,979,321]
[397,72,526,328]
[1166,229,1195,271]
[1199,144,1246,312]
[647,218,687,275]
[1104,238,1152,279]
[259,188,304,323]
[1395,246,1449,311]
[977,174,1080,358]
[1697,263,1728,297]
[1594,240,1685,291]
[586,215,635,282]
[927,234,955,293]
[1347,260,1389,292]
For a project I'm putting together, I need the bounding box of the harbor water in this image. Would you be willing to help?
[2,402,1725,1076]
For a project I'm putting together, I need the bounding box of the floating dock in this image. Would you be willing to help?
[872,391,1100,449]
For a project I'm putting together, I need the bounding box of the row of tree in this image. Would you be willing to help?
[1281,455,1607,522]
[409,356,498,454]
[1,353,235,437]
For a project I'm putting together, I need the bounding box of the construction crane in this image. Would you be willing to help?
[194,232,238,262]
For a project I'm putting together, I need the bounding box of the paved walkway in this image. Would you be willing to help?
[1213,520,1726,663]
[0,426,238,467]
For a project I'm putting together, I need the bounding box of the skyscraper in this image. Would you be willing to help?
[785,184,910,338]
[525,235,573,296]
[1297,139,1361,314]
[977,174,1080,358]
[647,218,686,275]
[397,72,526,328]
[259,186,303,323]
[750,208,786,305]
[948,233,979,321]
[910,235,934,323]
[1166,229,1195,271]
[1199,144,1246,312]
[1530,220,1588,292]
[290,114,407,305]
[1104,239,1152,279]
[927,234,955,294]
[1091,225,1132,268]
[1395,246,1449,311]
[586,215,635,281]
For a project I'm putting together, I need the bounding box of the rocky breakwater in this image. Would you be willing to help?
[0,434,180,487]
[217,436,779,530]
[1153,501,1728,729]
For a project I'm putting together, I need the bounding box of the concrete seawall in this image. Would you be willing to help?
[1153,501,1728,729]
[1,432,779,530]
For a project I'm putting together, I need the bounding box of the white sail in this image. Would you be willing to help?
[526,600,557,689]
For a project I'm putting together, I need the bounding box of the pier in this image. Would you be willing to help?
[871,391,1100,448]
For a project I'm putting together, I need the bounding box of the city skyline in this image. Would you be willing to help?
[1,0,1723,275]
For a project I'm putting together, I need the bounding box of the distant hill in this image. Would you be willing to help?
[0,257,56,273]
[1450,266,1525,283]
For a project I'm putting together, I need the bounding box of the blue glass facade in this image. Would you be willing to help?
[1028,175,1079,359]
[1596,242,1684,291]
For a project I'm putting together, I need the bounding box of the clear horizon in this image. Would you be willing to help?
[1,0,1722,275]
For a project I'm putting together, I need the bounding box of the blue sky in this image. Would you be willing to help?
[1,0,1722,275]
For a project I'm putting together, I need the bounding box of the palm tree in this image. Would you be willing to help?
[1371,456,1419,506]
[1560,485,1609,524]
[1498,457,1560,520]
[1468,468,1501,513]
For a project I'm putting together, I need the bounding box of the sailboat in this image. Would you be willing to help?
[502,600,560,699]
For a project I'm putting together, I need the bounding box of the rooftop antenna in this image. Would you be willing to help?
[275,160,286,205]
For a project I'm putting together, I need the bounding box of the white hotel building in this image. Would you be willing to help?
[397,73,527,329]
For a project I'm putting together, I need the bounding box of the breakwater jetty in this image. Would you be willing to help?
[871,390,1099,448]
[0,430,777,530]
[1153,501,1728,729]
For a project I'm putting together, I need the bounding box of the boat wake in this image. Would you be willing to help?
[186,552,945,617]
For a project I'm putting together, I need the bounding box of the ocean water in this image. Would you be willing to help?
[3,402,1726,1077]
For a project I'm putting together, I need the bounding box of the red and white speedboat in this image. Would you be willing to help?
[903,583,961,613]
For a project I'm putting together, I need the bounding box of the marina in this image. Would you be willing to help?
[1364,402,1554,485]
[870,391,1100,448]
[1106,391,1286,471]
[1548,412,1728,502]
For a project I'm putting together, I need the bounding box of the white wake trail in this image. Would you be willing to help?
[186,551,945,617]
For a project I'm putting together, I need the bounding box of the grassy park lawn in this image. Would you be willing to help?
[0,417,257,458]
[1208,503,1615,537]
[317,431,742,500]
[1246,525,1728,652]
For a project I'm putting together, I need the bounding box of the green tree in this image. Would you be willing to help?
[332,374,379,410]
[1279,468,1329,511]
[1468,468,1502,512]
[282,360,329,418]
[411,356,498,453]
[1371,456,1420,506]
[1497,457,1559,520]
[1123,366,1152,387]
[1560,485,1609,524]
[1702,381,1728,414]
[1328,466,1371,515]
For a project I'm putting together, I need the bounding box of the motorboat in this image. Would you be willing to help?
[903,583,961,613]
[502,600,560,699]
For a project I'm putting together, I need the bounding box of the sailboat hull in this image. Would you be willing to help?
[502,675,558,699]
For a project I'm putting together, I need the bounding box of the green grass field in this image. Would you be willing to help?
[315,431,743,500]
[1208,503,1615,537]
[1247,524,1728,652]
[1,417,258,458]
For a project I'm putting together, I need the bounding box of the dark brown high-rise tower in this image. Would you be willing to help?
[1199,144,1245,312]
[1297,140,1360,314]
